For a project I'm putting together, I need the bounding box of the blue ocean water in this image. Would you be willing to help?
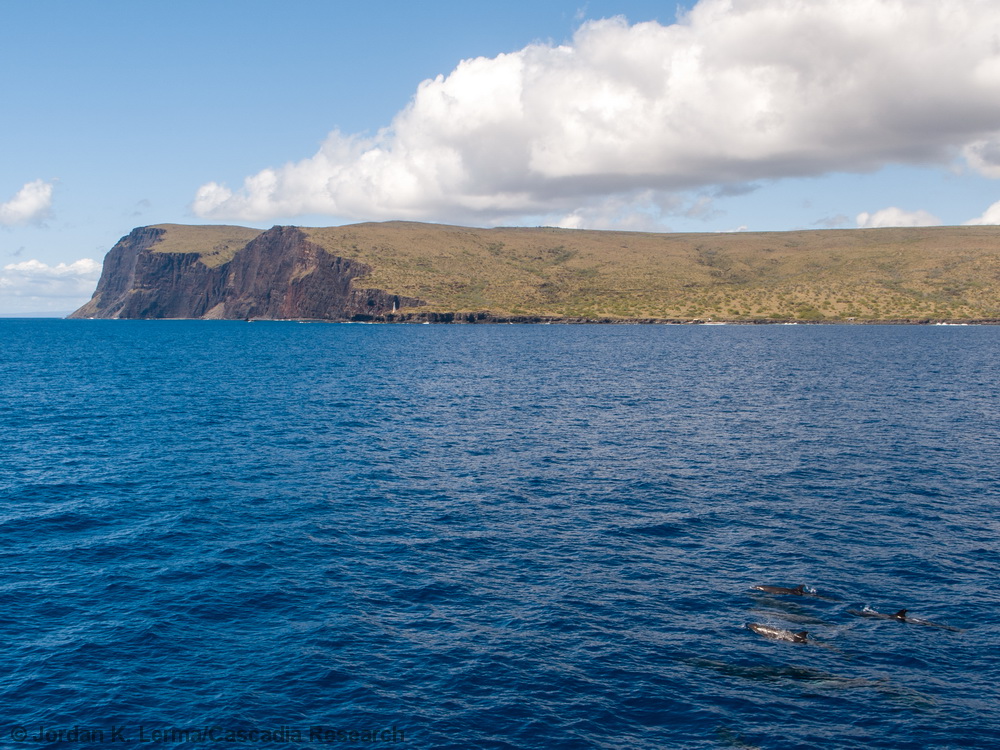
[1,320,998,749]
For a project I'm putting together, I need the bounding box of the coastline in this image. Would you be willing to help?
[60,313,1000,325]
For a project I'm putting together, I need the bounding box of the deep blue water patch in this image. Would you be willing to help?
[1,320,998,749]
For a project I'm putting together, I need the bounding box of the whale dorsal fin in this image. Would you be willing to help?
[793,585,805,594]
[795,631,808,642]
[894,609,907,620]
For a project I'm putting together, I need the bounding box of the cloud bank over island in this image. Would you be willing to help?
[964,198,1000,225]
[193,0,1000,229]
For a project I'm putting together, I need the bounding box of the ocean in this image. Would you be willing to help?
[1,320,998,749]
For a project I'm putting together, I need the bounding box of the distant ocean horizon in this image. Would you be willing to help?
[2,320,998,749]
[0,311,72,318]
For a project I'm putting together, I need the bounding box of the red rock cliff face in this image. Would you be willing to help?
[69,226,423,320]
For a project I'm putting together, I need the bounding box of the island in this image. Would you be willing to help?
[70,221,1000,323]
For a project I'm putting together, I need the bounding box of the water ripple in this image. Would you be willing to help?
[1,321,998,749]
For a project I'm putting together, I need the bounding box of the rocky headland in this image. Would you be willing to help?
[71,224,422,321]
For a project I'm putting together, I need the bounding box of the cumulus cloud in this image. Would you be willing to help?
[964,198,1000,224]
[856,207,941,228]
[553,191,683,231]
[0,180,54,226]
[193,0,1000,227]
[0,258,101,313]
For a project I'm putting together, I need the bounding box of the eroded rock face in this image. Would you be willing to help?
[70,226,423,320]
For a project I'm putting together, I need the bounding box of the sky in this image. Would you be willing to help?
[4,0,1000,314]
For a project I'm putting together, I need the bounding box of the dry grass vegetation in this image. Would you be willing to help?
[305,223,1000,321]
[151,224,263,268]
[158,221,1000,321]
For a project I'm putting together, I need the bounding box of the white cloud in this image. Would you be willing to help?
[553,191,680,231]
[964,198,1000,224]
[962,137,1000,178]
[193,0,1000,227]
[0,180,54,226]
[856,207,941,228]
[3,258,100,276]
[0,258,101,313]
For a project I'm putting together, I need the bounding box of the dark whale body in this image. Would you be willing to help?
[752,584,806,596]
[847,608,909,622]
[847,608,962,632]
[747,623,808,643]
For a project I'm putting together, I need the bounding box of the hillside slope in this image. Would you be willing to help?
[71,221,1000,322]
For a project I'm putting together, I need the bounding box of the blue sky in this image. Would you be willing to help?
[4,0,1000,313]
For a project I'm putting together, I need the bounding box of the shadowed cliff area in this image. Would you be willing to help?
[70,224,423,321]
[71,221,1000,322]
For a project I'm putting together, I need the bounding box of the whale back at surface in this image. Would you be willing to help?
[747,623,808,643]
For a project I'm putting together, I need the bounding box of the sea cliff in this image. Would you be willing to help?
[70,224,422,320]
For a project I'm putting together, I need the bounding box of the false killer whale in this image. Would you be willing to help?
[848,608,909,621]
[752,584,807,596]
[746,623,808,643]
[847,608,962,632]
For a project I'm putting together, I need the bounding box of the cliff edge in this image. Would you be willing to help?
[69,224,424,320]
